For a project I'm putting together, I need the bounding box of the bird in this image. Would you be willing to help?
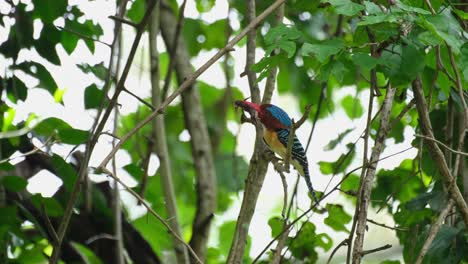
[235,99,318,203]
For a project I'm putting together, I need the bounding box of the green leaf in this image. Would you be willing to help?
[61,18,103,54]
[84,84,105,109]
[315,233,333,251]
[319,146,355,175]
[123,163,145,181]
[34,117,70,135]
[396,1,431,15]
[32,0,67,23]
[459,43,468,82]
[219,221,237,255]
[324,203,352,232]
[358,14,396,26]
[78,63,108,80]
[341,95,364,119]
[268,217,283,237]
[57,128,89,145]
[34,117,88,145]
[31,194,64,217]
[196,0,216,13]
[127,0,146,23]
[302,39,344,62]
[340,174,360,193]
[289,222,319,261]
[6,76,28,103]
[54,88,66,104]
[0,162,15,171]
[2,108,16,132]
[277,40,296,58]
[35,24,61,65]
[364,1,382,14]
[264,24,302,45]
[51,154,78,191]
[1,176,28,191]
[379,44,425,87]
[14,62,58,95]
[70,242,104,264]
[351,53,380,70]
[322,0,365,16]
[428,225,459,253]
[324,128,354,151]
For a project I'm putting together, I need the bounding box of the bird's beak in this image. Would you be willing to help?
[234,99,258,116]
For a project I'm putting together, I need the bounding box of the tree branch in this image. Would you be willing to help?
[100,167,203,264]
[411,78,468,226]
[414,199,455,264]
[360,244,392,256]
[352,85,396,264]
[97,0,287,169]
[148,2,189,262]
[415,134,468,157]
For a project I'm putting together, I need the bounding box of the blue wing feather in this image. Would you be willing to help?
[266,105,292,127]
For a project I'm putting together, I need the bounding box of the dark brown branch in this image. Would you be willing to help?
[366,218,407,231]
[415,199,455,264]
[416,134,468,157]
[41,203,59,245]
[412,78,468,227]
[352,85,396,264]
[148,2,189,262]
[123,87,156,110]
[360,244,392,256]
[327,239,349,264]
[108,15,139,28]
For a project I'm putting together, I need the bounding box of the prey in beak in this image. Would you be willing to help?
[234,98,259,125]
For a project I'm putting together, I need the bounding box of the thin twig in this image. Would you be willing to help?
[366,218,407,231]
[327,239,348,264]
[108,15,138,28]
[123,87,155,110]
[352,85,396,264]
[41,204,59,245]
[360,244,392,256]
[414,199,454,264]
[415,134,468,157]
[97,0,287,169]
[100,167,203,264]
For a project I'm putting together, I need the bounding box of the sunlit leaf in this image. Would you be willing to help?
[324,204,352,232]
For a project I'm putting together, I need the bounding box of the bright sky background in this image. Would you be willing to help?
[1,0,418,262]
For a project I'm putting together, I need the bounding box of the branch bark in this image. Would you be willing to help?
[160,2,216,261]
[411,78,468,227]
[352,85,396,264]
[227,1,285,263]
[149,2,189,263]
[414,199,455,264]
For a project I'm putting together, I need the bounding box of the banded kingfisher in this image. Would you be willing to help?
[235,100,317,202]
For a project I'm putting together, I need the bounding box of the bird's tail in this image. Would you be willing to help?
[304,165,319,205]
